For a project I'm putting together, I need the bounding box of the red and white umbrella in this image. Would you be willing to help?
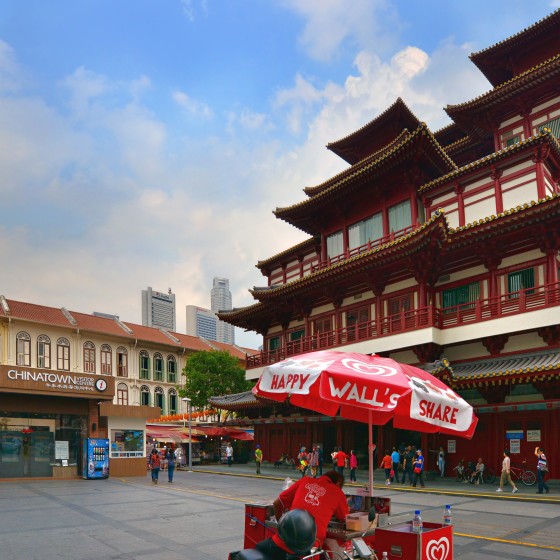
[253,350,477,494]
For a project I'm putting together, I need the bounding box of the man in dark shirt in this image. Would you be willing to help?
[401,445,415,485]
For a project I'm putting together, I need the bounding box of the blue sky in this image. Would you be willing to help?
[0,0,558,349]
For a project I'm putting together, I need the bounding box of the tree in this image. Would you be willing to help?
[180,350,252,410]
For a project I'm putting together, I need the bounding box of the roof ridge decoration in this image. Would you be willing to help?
[419,129,560,194]
[159,327,180,344]
[275,123,457,220]
[61,307,77,326]
[115,317,134,335]
[0,295,10,314]
[256,236,317,269]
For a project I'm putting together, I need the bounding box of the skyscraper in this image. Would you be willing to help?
[186,306,217,340]
[141,287,176,331]
[211,277,234,344]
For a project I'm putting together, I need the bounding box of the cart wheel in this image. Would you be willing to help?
[522,470,536,486]
[483,468,496,484]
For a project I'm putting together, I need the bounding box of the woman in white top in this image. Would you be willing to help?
[496,450,518,493]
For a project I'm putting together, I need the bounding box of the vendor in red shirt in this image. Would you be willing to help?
[264,470,348,556]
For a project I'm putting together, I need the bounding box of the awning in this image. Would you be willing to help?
[146,425,205,443]
[196,426,254,441]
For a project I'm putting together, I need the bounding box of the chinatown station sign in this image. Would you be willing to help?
[0,365,115,399]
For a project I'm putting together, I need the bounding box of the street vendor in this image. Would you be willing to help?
[272,470,349,547]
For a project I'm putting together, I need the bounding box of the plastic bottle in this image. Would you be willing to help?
[381,553,389,560]
[412,510,423,533]
[443,504,452,526]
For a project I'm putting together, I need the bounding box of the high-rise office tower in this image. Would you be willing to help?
[211,277,235,344]
[141,287,176,331]
[186,306,217,340]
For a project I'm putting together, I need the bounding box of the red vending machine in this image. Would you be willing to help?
[374,521,453,560]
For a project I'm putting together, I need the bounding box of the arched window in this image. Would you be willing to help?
[117,346,128,377]
[167,355,177,383]
[101,344,112,375]
[117,383,129,406]
[83,341,96,373]
[37,335,51,369]
[168,389,177,414]
[154,387,164,412]
[140,385,150,406]
[16,332,31,366]
[154,353,164,381]
[139,350,150,380]
[57,338,70,371]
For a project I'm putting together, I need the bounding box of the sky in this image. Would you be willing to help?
[0,0,558,350]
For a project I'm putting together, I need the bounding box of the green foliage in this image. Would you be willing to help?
[180,350,252,409]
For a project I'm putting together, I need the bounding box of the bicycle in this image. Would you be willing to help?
[462,461,496,484]
[508,459,536,486]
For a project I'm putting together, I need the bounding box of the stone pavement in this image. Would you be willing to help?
[191,460,559,503]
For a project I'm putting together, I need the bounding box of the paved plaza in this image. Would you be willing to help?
[0,464,558,560]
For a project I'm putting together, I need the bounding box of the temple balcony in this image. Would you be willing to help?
[246,280,560,376]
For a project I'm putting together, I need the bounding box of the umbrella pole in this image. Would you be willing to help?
[368,411,374,498]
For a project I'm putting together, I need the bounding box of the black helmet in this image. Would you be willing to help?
[278,509,317,554]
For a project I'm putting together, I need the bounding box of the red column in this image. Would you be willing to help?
[454,183,465,226]
[411,195,419,226]
[491,168,503,214]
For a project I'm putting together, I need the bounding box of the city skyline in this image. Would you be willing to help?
[0,1,558,349]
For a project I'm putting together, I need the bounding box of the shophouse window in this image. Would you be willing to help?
[387,294,413,315]
[327,230,343,260]
[348,213,383,251]
[388,200,412,233]
[83,341,96,373]
[16,331,31,366]
[117,383,129,405]
[101,344,112,374]
[154,353,164,381]
[169,390,178,414]
[442,282,480,311]
[507,268,535,297]
[140,385,150,406]
[57,338,70,371]
[167,355,177,383]
[155,387,164,412]
[269,336,281,351]
[37,335,51,369]
[139,350,150,380]
[117,346,128,377]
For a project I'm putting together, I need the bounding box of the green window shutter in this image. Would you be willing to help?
[442,282,480,310]
[508,268,535,296]
[539,117,560,139]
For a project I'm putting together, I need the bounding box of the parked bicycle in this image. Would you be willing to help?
[509,459,536,486]
[461,460,496,484]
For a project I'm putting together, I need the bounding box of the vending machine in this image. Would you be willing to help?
[82,438,110,479]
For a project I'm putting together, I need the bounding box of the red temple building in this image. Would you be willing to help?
[217,10,560,477]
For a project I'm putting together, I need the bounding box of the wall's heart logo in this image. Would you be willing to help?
[425,537,450,560]
[341,358,398,377]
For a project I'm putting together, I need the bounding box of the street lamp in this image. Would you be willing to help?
[182,397,192,471]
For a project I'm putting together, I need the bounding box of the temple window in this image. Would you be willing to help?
[83,341,96,373]
[314,316,332,334]
[348,213,382,252]
[37,335,51,369]
[388,200,412,234]
[101,344,112,375]
[268,336,281,351]
[539,117,560,139]
[507,268,535,298]
[442,282,480,311]
[387,294,413,315]
[326,230,343,259]
[16,332,31,366]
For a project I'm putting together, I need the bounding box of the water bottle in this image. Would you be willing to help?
[412,510,423,533]
[443,504,452,526]
[381,553,388,560]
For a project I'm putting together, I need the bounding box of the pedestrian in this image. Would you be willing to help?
[534,446,549,494]
[469,457,484,485]
[308,445,319,478]
[297,446,309,477]
[166,447,176,483]
[333,447,348,476]
[149,448,161,484]
[391,447,400,482]
[401,445,414,485]
[496,450,518,493]
[331,447,338,471]
[255,444,263,474]
[349,449,358,482]
[380,449,392,486]
[226,443,234,467]
[429,446,446,478]
[411,449,425,488]
[317,445,324,476]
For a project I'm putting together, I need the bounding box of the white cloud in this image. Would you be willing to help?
[172,89,213,118]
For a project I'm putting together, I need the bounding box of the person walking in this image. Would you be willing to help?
[166,447,176,483]
[411,449,425,488]
[149,448,161,484]
[401,445,414,485]
[333,447,348,476]
[297,446,309,477]
[390,447,400,483]
[226,443,234,467]
[255,444,263,474]
[496,450,518,493]
[317,445,324,476]
[380,450,392,486]
[308,446,319,478]
[535,446,549,494]
[349,450,358,482]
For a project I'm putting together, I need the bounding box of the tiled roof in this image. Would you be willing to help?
[0,297,257,355]
[208,390,275,410]
[256,236,318,269]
